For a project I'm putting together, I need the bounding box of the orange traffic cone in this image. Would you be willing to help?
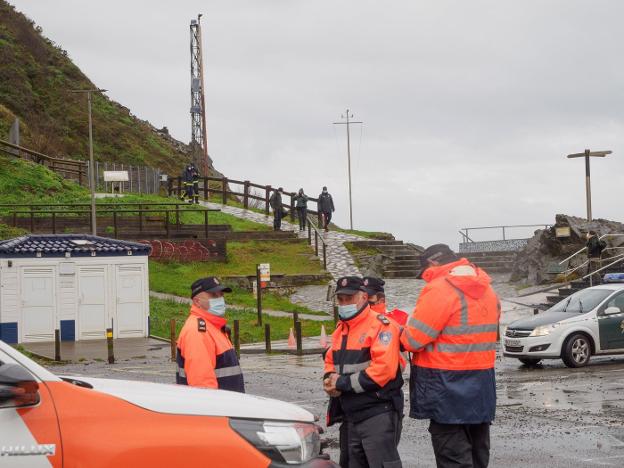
[320,325,328,348]
[288,327,296,349]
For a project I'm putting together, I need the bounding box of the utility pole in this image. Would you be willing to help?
[566,149,613,221]
[333,109,362,230]
[190,14,211,176]
[70,88,107,236]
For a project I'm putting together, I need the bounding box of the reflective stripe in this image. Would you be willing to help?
[404,329,425,350]
[441,323,499,335]
[350,372,365,394]
[214,365,242,378]
[177,366,186,378]
[342,361,370,374]
[425,344,435,352]
[407,317,439,339]
[436,342,497,353]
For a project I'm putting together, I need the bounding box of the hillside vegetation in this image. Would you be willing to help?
[0,0,193,174]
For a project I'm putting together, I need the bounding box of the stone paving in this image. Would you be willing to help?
[199,201,363,279]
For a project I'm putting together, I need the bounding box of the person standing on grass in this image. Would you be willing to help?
[176,277,245,392]
[294,188,308,231]
[318,186,335,232]
[269,187,284,231]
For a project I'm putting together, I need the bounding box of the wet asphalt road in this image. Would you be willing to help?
[46,345,624,467]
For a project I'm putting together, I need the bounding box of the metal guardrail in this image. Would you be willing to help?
[306,214,327,270]
[559,233,624,265]
[459,224,550,243]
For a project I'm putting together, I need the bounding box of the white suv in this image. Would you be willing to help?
[504,284,624,368]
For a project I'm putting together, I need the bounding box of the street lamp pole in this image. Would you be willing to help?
[566,149,612,221]
[333,109,363,230]
[71,88,107,236]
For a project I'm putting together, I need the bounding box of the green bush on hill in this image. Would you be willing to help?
[0,1,191,174]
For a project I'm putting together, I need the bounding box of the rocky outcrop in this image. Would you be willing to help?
[511,214,624,285]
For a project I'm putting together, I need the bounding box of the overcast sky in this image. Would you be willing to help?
[9,0,624,248]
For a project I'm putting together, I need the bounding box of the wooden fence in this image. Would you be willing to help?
[167,176,326,222]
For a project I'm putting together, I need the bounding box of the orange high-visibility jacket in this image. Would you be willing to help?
[176,305,244,393]
[324,306,403,422]
[401,258,500,423]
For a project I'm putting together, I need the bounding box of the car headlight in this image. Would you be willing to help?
[529,323,559,337]
[230,418,321,464]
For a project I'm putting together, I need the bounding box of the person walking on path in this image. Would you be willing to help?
[269,187,284,231]
[401,244,500,468]
[324,276,403,468]
[318,186,335,232]
[294,188,308,231]
[176,277,245,392]
[586,230,607,284]
[180,162,199,204]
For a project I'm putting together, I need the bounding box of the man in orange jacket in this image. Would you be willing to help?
[363,276,408,326]
[176,277,245,392]
[401,244,499,468]
[324,276,403,468]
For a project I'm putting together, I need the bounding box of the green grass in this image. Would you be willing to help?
[330,224,394,240]
[149,245,328,315]
[150,298,334,344]
[0,222,27,240]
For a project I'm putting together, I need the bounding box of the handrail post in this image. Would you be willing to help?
[175,204,180,228]
[52,211,56,234]
[203,176,208,200]
[243,181,250,209]
[113,210,118,238]
[307,222,311,245]
[177,176,182,198]
[165,209,170,238]
[265,185,271,216]
[222,177,228,205]
[502,226,506,241]
[290,195,295,222]
[139,204,143,232]
[315,231,319,256]
[167,177,173,196]
[30,209,34,232]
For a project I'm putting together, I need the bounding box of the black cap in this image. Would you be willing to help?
[335,276,366,295]
[191,277,232,298]
[362,277,385,295]
[417,244,457,279]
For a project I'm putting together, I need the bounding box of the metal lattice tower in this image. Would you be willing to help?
[190,14,211,175]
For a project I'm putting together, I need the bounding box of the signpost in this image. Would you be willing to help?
[256,263,270,326]
[566,149,613,221]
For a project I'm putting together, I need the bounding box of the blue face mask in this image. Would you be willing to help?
[209,297,226,317]
[338,303,359,320]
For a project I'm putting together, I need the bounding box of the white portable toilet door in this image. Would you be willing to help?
[20,266,56,342]
[77,266,108,340]
[114,265,146,338]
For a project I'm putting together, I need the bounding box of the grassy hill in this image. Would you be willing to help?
[0,0,195,174]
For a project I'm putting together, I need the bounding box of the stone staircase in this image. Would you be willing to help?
[462,251,518,273]
[350,240,422,278]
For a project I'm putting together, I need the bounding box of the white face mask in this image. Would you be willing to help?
[338,303,359,320]
[208,297,226,317]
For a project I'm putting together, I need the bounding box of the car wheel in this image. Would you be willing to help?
[519,358,542,367]
[561,333,591,368]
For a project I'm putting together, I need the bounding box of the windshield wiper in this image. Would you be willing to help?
[579,300,583,313]
[563,296,572,312]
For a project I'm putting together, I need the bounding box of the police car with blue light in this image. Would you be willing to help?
[504,273,624,368]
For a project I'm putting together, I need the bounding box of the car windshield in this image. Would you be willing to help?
[549,288,614,313]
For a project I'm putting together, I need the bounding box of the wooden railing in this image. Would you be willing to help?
[167,176,324,223]
[306,214,327,269]
[0,139,87,185]
[0,202,220,239]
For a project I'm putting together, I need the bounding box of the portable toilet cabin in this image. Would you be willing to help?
[0,234,151,344]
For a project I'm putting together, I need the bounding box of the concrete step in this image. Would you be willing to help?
[384,270,420,279]
[386,261,421,269]
[353,240,404,247]
[463,251,518,259]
